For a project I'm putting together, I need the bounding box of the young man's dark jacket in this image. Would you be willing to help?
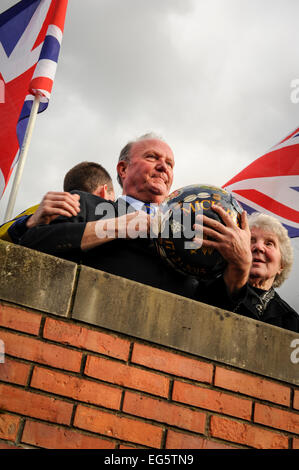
[19,191,198,298]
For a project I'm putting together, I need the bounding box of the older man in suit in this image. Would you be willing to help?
[20,133,251,299]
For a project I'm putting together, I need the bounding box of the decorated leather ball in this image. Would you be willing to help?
[154,184,243,280]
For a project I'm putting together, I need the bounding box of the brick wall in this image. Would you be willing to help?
[0,240,298,450]
[0,302,298,450]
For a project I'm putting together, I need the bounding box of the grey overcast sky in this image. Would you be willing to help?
[1,0,299,310]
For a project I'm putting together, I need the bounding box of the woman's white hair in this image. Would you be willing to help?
[248,212,293,288]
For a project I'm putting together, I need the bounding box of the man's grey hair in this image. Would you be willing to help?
[117,132,164,187]
[248,212,293,288]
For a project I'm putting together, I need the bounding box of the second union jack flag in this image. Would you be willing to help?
[223,127,299,237]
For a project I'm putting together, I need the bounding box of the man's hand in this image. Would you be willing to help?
[81,210,151,251]
[194,205,252,294]
[26,192,81,228]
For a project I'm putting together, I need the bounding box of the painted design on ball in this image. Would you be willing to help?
[154,184,242,279]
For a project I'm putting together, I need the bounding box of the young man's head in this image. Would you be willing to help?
[116,133,174,204]
[64,162,115,200]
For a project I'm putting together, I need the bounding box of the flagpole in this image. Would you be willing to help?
[4,93,41,222]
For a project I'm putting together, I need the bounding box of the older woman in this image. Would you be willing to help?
[231,212,299,332]
[195,207,299,333]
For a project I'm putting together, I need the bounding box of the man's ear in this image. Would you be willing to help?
[93,184,108,199]
[117,160,127,184]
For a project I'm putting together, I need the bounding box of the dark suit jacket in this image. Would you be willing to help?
[19,191,198,298]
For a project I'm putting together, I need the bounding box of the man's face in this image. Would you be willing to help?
[118,139,175,204]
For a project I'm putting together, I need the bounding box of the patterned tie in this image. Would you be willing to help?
[143,202,152,215]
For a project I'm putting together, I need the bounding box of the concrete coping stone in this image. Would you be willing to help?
[0,240,77,317]
[72,265,299,386]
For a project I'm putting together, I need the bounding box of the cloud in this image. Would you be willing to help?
[2,0,299,206]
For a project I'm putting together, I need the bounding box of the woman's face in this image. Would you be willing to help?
[249,226,283,290]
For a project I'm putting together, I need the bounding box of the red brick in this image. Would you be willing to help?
[131,343,213,383]
[22,420,115,449]
[0,304,41,335]
[294,391,299,410]
[0,441,21,449]
[0,384,73,424]
[0,330,82,372]
[210,415,288,449]
[173,381,252,420]
[0,413,20,441]
[31,366,122,410]
[74,404,163,448]
[0,357,31,385]
[123,391,206,433]
[293,438,299,449]
[214,368,290,406]
[119,444,144,449]
[166,430,236,449]
[44,318,130,360]
[254,403,299,434]
[85,355,169,398]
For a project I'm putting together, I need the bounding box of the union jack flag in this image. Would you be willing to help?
[223,127,299,237]
[0,0,68,198]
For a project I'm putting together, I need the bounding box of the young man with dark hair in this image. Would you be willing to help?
[0,161,115,243]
